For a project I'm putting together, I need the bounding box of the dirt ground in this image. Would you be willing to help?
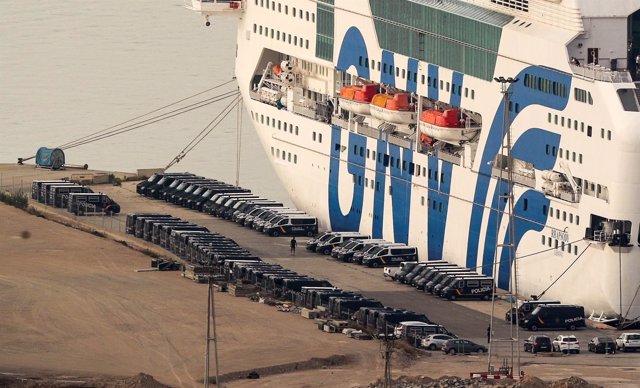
[0,203,386,387]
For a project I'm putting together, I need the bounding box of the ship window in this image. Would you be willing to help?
[440,80,443,90]
[554,115,558,125]
[587,125,592,137]
[288,153,291,162]
[376,181,380,192]
[334,143,340,151]
[292,7,296,15]
[569,213,573,223]
[422,167,426,176]
[383,63,388,73]
[409,163,415,175]
[471,90,475,99]
[359,146,363,157]
[277,31,281,40]
[365,177,368,186]
[294,155,297,164]
[299,9,303,18]
[579,154,583,163]
[601,128,605,138]
[421,196,425,206]
[433,201,436,210]
[402,160,407,171]
[352,144,356,154]
[607,130,611,140]
[285,5,288,14]
[402,69,406,78]
[551,146,556,156]
[421,75,425,84]
[542,235,545,244]
[277,3,281,12]
[396,67,399,76]
[390,156,395,166]
[439,202,443,212]
[567,118,571,127]
[446,82,450,92]
[383,154,389,167]
[294,36,298,45]
[465,88,469,98]
[260,114,264,124]
[372,151,376,160]
[276,149,280,158]
[389,186,393,196]
[561,117,565,126]
[253,24,257,33]
[558,147,562,156]
[562,211,566,221]
[306,11,309,20]
[576,215,580,225]
[548,238,552,247]
[433,78,437,88]
[542,205,547,215]
[515,103,520,113]
[377,62,380,71]
[288,34,291,44]
[572,152,576,162]
[312,13,315,23]
[581,122,584,132]
[396,159,400,168]
[556,209,560,218]
[271,146,274,155]
[366,149,370,158]
[574,120,578,130]
[428,168,432,179]
[555,240,558,249]
[523,198,528,211]
[574,245,578,255]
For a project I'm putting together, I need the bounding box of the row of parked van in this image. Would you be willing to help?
[305,231,419,268]
[390,261,495,301]
[31,180,120,216]
[136,173,318,237]
[125,213,259,265]
[221,258,451,337]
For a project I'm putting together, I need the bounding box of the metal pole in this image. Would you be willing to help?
[235,92,243,187]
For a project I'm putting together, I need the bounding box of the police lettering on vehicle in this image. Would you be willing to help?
[564,316,583,323]
[470,286,492,294]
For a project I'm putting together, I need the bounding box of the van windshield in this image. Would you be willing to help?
[368,246,384,254]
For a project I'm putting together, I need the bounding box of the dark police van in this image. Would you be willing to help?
[521,304,586,331]
[506,300,561,324]
[263,215,318,237]
[67,193,120,215]
[50,184,92,207]
[440,276,494,300]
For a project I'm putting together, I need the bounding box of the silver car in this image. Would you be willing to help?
[421,334,454,350]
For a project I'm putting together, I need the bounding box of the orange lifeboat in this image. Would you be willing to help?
[418,109,481,145]
[369,93,417,124]
[338,84,378,115]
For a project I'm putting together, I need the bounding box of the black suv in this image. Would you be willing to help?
[524,335,552,353]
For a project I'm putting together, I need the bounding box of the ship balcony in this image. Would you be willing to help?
[569,63,633,83]
[185,0,244,16]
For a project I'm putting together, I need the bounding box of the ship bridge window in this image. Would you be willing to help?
[574,88,593,105]
[617,89,640,112]
[492,0,529,12]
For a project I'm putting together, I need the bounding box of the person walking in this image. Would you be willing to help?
[290,237,297,256]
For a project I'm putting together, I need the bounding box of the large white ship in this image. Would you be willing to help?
[187,0,640,322]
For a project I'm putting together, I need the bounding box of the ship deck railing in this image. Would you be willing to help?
[569,63,634,83]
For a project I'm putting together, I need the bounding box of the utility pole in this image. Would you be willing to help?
[205,271,221,388]
[381,331,394,388]
[487,76,520,378]
[235,91,243,188]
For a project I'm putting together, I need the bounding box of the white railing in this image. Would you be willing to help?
[569,63,633,83]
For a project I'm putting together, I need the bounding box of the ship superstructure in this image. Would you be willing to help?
[187,0,640,321]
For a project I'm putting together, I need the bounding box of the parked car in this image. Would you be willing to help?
[552,335,580,354]
[588,337,616,354]
[441,339,487,355]
[524,335,552,353]
[421,334,454,350]
[615,333,640,352]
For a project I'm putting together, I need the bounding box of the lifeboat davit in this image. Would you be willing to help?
[338,84,378,115]
[369,93,417,125]
[418,109,481,145]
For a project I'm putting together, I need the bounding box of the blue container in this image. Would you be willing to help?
[35,147,65,170]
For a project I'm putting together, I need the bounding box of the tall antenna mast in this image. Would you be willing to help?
[205,271,221,388]
[487,76,520,378]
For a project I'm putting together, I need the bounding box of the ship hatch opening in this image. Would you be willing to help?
[586,215,632,246]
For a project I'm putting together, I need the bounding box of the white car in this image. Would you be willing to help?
[552,335,580,354]
[615,333,640,352]
[421,334,454,350]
